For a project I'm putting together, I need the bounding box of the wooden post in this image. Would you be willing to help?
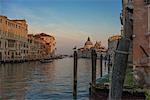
[91,49,97,86]
[108,55,110,75]
[100,54,103,77]
[104,55,107,69]
[109,37,130,100]
[73,50,78,98]
[109,6,132,100]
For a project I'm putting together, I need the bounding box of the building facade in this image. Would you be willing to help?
[28,34,47,60]
[121,0,150,87]
[108,35,121,65]
[0,15,28,62]
[78,37,107,58]
[34,33,56,58]
[0,15,56,62]
[27,33,56,60]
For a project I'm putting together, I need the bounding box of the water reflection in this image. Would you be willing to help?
[0,58,108,100]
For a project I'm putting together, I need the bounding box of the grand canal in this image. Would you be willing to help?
[0,58,108,100]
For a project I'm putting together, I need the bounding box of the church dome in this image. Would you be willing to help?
[84,37,93,49]
[85,37,93,46]
[94,41,101,49]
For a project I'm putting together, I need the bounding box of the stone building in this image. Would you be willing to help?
[108,35,121,65]
[34,33,56,58]
[78,37,107,58]
[121,0,150,87]
[0,15,56,62]
[27,34,47,60]
[0,15,28,62]
[27,33,56,60]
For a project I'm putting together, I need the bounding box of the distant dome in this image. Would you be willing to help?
[85,37,93,46]
[84,37,93,49]
[94,41,101,49]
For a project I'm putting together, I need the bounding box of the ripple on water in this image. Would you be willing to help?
[0,58,108,100]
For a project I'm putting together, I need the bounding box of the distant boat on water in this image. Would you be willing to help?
[40,59,53,63]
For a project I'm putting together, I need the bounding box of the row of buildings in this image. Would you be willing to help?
[77,35,122,64]
[77,37,107,58]
[77,35,122,62]
[0,15,56,62]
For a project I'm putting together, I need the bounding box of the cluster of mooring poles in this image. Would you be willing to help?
[73,49,111,99]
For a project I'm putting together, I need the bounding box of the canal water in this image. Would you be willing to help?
[0,58,108,100]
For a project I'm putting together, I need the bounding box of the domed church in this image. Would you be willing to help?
[78,37,107,58]
[84,37,93,49]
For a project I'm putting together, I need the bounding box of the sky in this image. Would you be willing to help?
[0,0,122,54]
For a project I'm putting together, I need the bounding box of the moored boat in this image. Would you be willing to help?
[40,59,53,63]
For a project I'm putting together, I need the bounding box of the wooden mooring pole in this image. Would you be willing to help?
[73,50,78,98]
[108,55,110,75]
[104,55,107,68]
[109,37,130,100]
[100,54,103,77]
[109,6,132,99]
[91,49,97,86]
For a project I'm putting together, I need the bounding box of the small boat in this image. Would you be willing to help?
[40,59,53,63]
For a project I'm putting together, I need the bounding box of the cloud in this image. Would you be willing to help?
[1,0,121,54]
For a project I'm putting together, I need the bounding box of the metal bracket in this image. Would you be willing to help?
[115,50,129,55]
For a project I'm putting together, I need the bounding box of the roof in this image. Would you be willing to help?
[108,35,122,42]
[35,33,55,39]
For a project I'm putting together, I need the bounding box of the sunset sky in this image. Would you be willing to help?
[0,0,121,54]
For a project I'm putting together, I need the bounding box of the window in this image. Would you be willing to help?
[8,40,15,48]
[145,0,150,4]
[0,19,1,23]
[148,5,150,33]
[5,42,7,48]
[0,41,1,48]
[8,22,10,26]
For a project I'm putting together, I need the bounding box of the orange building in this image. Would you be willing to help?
[27,34,47,60]
[0,15,56,62]
[34,33,56,57]
[27,33,56,60]
[0,15,28,62]
[108,35,121,64]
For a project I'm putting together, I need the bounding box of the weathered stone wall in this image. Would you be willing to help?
[133,0,150,87]
[133,0,148,66]
[133,66,150,87]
